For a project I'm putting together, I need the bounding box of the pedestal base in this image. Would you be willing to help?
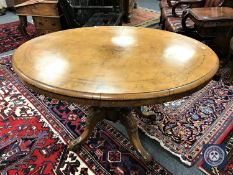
[68,107,152,163]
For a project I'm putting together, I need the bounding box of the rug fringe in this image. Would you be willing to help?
[0,52,14,58]
[138,123,192,166]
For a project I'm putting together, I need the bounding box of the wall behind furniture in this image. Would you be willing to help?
[0,0,7,8]
[6,0,14,7]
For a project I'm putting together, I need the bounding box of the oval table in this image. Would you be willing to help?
[12,26,219,163]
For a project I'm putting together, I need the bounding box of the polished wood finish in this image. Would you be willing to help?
[13,27,219,106]
[12,26,219,162]
[190,7,233,20]
[162,0,230,32]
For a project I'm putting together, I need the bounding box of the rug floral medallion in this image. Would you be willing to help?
[0,56,171,174]
[135,68,233,165]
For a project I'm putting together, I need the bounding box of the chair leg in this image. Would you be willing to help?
[18,15,30,38]
[159,16,166,30]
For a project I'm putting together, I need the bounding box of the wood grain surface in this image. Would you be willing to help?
[12,26,219,107]
[190,7,233,21]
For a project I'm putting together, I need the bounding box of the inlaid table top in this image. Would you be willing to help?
[12,26,219,107]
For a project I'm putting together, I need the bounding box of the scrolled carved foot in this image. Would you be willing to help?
[68,129,90,151]
[120,109,153,163]
[68,107,105,151]
[130,129,153,163]
[68,137,82,151]
[139,148,153,163]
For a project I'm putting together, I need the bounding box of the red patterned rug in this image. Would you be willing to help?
[198,125,233,175]
[135,67,233,165]
[123,7,160,27]
[0,55,171,174]
[0,21,36,54]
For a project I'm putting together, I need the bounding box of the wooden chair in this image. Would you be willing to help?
[162,0,233,55]
[181,7,233,55]
[164,0,225,33]
[160,0,195,29]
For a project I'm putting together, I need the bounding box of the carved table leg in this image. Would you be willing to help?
[120,109,152,163]
[68,107,152,163]
[68,107,105,151]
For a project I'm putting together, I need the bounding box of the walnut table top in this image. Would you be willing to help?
[12,26,219,107]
